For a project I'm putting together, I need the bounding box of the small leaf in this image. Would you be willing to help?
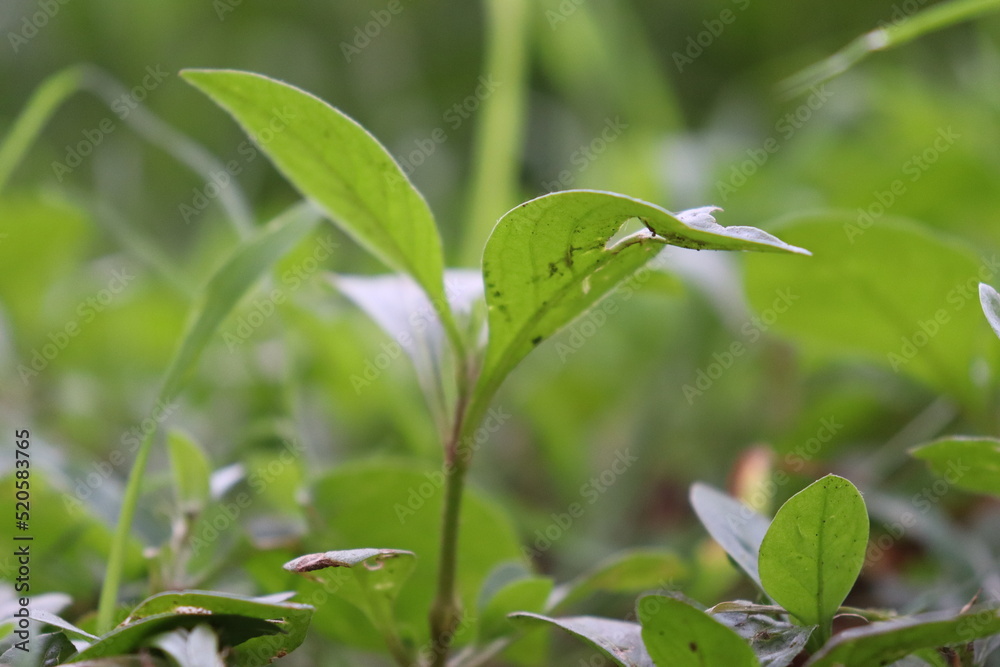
[166,430,212,514]
[690,483,770,588]
[758,475,869,631]
[283,548,417,633]
[510,612,653,667]
[181,69,452,320]
[304,461,524,650]
[910,436,1000,497]
[805,606,1000,667]
[713,611,815,667]
[638,595,760,667]
[476,190,809,410]
[980,283,1000,340]
[150,624,225,667]
[548,548,688,612]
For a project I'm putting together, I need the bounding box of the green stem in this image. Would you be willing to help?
[97,426,159,633]
[459,0,529,266]
[429,390,472,667]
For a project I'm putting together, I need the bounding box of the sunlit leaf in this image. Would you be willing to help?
[475,190,809,414]
[181,69,452,323]
[758,475,868,631]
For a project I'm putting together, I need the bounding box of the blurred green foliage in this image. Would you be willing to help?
[2,0,1000,664]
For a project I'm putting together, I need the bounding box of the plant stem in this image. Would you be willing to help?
[429,389,471,667]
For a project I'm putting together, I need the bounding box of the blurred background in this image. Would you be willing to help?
[2,0,1000,664]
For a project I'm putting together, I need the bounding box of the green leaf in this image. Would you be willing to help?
[166,430,212,514]
[510,612,653,667]
[805,606,1000,667]
[743,214,996,403]
[690,483,770,589]
[72,591,313,666]
[158,201,320,402]
[980,283,1000,340]
[284,548,417,664]
[758,475,869,632]
[149,624,224,667]
[180,69,451,322]
[548,548,688,612]
[304,460,525,650]
[712,611,815,667]
[638,596,760,667]
[910,437,1000,497]
[475,191,809,413]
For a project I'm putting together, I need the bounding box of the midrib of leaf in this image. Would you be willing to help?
[815,487,829,631]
